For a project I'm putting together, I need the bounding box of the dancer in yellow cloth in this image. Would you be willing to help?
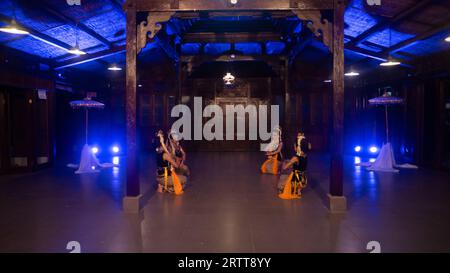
[155,130,186,195]
[278,132,310,199]
[261,126,283,175]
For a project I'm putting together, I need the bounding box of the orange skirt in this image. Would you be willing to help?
[260,156,279,175]
[278,171,305,200]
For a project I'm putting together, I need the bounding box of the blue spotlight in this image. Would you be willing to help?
[113,156,120,165]
[91,146,99,154]
[112,146,120,154]
[354,146,362,153]
[369,146,379,154]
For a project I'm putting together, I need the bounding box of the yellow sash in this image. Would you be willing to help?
[163,167,183,195]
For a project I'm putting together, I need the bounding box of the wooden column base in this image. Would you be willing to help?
[123,195,144,214]
[327,193,347,213]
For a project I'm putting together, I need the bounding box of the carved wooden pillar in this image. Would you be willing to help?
[123,7,175,211]
[292,6,345,210]
[125,3,139,198]
[330,0,345,201]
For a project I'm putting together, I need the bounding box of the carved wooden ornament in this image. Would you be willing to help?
[292,10,333,52]
[137,12,175,53]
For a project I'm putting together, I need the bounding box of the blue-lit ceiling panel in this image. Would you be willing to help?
[42,24,103,49]
[366,28,415,48]
[5,35,67,58]
[344,6,378,38]
[81,9,126,43]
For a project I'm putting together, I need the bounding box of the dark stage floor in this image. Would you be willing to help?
[0,152,450,253]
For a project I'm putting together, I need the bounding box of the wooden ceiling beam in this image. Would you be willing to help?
[180,54,285,67]
[182,32,283,43]
[173,11,295,19]
[129,0,334,11]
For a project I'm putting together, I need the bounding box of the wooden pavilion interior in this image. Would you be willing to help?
[0,0,450,252]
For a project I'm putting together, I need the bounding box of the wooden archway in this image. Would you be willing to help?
[123,0,346,213]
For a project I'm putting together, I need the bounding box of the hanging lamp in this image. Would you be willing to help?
[67,23,86,55]
[380,27,401,67]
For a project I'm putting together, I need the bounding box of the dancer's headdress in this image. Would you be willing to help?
[262,126,282,152]
[169,129,182,142]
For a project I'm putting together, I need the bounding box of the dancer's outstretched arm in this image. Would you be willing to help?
[158,132,171,156]
[282,156,298,171]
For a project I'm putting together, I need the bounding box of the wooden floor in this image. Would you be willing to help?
[0,152,450,252]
